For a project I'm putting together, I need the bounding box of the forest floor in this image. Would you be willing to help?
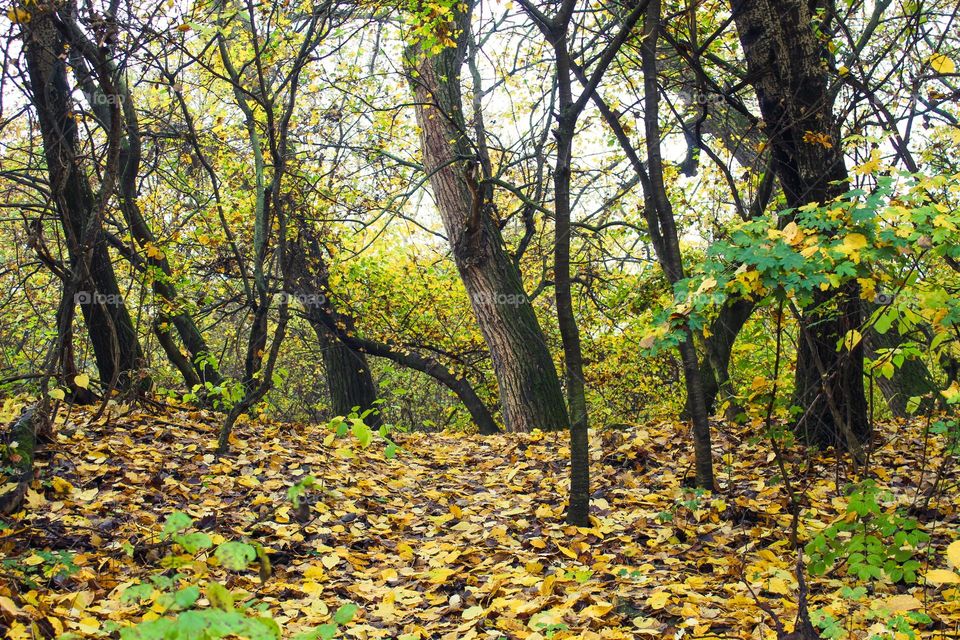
[1,398,960,639]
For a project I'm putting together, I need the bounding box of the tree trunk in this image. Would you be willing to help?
[62,21,221,390]
[404,5,568,433]
[22,12,147,392]
[311,316,381,428]
[730,0,869,450]
[700,298,755,415]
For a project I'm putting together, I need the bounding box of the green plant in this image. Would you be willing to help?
[117,512,358,640]
[326,405,400,459]
[806,481,928,583]
[1,549,79,589]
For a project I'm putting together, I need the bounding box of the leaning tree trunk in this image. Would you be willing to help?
[730,0,869,451]
[62,21,221,390]
[285,228,499,435]
[22,9,147,392]
[404,4,568,433]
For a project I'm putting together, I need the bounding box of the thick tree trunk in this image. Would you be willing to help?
[311,317,381,428]
[730,0,869,450]
[405,6,568,433]
[22,12,146,392]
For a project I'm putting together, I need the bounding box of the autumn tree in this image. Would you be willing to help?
[403,0,570,435]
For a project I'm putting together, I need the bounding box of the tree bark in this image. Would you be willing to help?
[405,3,569,433]
[700,298,755,415]
[22,9,147,392]
[311,312,381,428]
[730,0,870,449]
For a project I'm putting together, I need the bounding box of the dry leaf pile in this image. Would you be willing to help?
[2,402,960,639]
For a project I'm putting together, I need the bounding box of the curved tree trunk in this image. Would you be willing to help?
[22,10,147,392]
[62,23,222,390]
[404,2,568,433]
[730,0,869,452]
[285,229,499,435]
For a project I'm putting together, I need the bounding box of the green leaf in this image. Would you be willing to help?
[215,541,256,571]
[162,512,193,536]
[173,585,200,610]
[207,581,234,610]
[333,602,358,625]
[174,532,213,553]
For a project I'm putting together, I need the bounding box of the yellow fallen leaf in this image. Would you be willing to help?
[925,569,960,585]
[427,567,456,584]
[320,554,340,569]
[51,476,75,495]
[646,591,671,610]
[767,577,791,595]
[947,540,960,568]
[874,594,921,613]
[462,605,484,620]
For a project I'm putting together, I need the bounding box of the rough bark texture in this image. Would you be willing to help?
[23,9,146,391]
[311,313,382,428]
[730,0,869,449]
[405,7,568,433]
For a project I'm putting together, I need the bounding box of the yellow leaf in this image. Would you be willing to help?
[842,329,863,351]
[462,605,484,620]
[49,388,66,401]
[23,554,45,566]
[924,569,960,585]
[74,373,90,389]
[6,7,30,23]
[767,577,791,595]
[0,595,19,616]
[930,53,956,75]
[427,567,456,584]
[874,594,921,613]
[77,617,100,633]
[51,476,75,495]
[782,221,803,246]
[320,554,340,569]
[946,540,960,568]
[646,591,671,610]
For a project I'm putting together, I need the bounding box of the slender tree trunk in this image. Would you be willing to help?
[730,0,870,450]
[22,11,146,392]
[63,22,221,389]
[700,298,755,415]
[404,3,568,433]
